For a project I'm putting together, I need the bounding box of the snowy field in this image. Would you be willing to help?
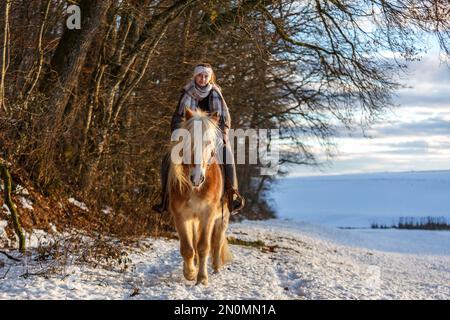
[269,171,450,257]
[0,219,449,300]
[271,170,450,228]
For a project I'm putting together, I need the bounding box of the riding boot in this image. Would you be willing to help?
[224,159,245,215]
[152,152,171,214]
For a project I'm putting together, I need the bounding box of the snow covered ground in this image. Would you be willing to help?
[0,170,449,299]
[1,219,449,300]
[269,170,450,254]
[271,170,450,228]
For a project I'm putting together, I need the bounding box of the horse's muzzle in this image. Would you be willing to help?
[190,174,205,187]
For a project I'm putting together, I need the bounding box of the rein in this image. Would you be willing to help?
[221,141,226,226]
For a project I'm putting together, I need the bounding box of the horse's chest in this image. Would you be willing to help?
[177,194,210,217]
[186,195,205,210]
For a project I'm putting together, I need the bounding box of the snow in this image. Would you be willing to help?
[0,220,7,238]
[271,170,450,228]
[102,206,113,215]
[253,219,450,256]
[68,198,89,212]
[0,220,449,300]
[49,224,58,233]
[15,185,29,196]
[268,171,450,256]
[18,197,33,211]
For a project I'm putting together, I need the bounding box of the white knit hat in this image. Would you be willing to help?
[193,65,213,77]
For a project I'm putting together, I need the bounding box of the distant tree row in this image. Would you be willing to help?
[372,216,450,230]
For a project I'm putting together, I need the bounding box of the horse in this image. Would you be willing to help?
[167,108,232,285]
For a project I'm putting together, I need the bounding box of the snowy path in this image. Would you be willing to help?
[1,220,449,299]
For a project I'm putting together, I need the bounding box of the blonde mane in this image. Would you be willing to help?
[168,110,222,193]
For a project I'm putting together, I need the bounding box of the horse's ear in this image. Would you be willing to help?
[185,108,194,120]
[210,111,220,124]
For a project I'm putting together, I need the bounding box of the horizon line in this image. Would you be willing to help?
[284,168,450,179]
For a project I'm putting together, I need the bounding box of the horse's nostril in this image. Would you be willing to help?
[200,176,205,184]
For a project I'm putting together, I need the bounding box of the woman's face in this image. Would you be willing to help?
[195,72,211,87]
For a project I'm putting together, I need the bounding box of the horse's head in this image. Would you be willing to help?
[170,108,222,190]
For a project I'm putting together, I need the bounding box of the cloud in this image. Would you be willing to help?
[377,148,428,155]
[394,91,450,108]
[376,140,430,155]
[433,141,450,149]
[394,54,450,108]
[285,49,450,176]
[386,140,429,149]
[371,118,450,137]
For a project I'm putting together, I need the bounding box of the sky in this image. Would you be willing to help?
[286,45,450,177]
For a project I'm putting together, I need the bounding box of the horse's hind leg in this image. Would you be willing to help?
[174,217,197,281]
[196,217,215,285]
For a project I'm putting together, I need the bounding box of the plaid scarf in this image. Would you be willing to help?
[178,80,230,130]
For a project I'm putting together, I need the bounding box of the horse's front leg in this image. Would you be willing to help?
[174,216,197,281]
[196,214,215,285]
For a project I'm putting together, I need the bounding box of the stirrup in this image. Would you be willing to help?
[229,190,245,215]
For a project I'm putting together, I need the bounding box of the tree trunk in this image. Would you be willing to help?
[37,0,113,182]
[0,161,26,253]
[43,0,113,122]
[0,0,11,114]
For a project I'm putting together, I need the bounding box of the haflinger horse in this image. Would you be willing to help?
[168,108,232,285]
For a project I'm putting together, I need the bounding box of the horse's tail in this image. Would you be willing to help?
[221,238,233,264]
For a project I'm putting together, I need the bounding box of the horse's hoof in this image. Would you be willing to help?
[183,268,197,281]
[184,272,196,281]
[196,276,208,286]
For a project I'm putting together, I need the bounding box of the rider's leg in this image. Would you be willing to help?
[152,152,170,213]
[223,144,244,213]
